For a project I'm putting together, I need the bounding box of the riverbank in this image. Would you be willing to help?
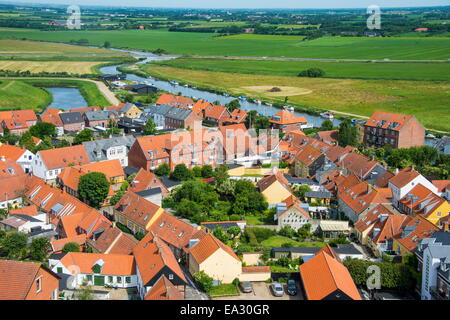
[137,63,450,133]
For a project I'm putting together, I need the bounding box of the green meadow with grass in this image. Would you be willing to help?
[0,80,51,110]
[0,29,449,60]
[153,57,450,81]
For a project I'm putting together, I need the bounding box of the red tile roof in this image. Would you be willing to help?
[9,205,38,217]
[39,113,63,127]
[189,233,240,264]
[87,227,138,255]
[394,215,439,253]
[156,94,194,107]
[242,266,270,273]
[432,180,450,193]
[257,170,292,193]
[144,275,184,300]
[338,181,389,215]
[38,144,90,170]
[60,252,135,275]
[365,110,415,132]
[316,130,338,144]
[389,167,420,188]
[205,104,229,120]
[299,251,361,300]
[114,190,161,228]
[338,152,379,180]
[51,234,87,252]
[270,110,307,125]
[0,144,27,162]
[295,145,323,166]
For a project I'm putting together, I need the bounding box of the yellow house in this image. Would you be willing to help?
[422,198,450,225]
[188,234,242,283]
[113,190,164,234]
[122,103,142,119]
[257,171,293,204]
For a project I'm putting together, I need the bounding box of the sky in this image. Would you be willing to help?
[6,0,450,9]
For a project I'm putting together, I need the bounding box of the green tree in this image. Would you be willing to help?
[225,99,241,112]
[294,185,312,201]
[192,166,202,177]
[29,122,56,139]
[201,165,214,178]
[1,232,28,260]
[213,165,229,186]
[320,119,334,131]
[28,238,50,261]
[154,163,170,176]
[78,172,110,208]
[63,242,81,253]
[227,226,241,239]
[170,164,193,181]
[73,129,94,144]
[103,41,111,48]
[143,118,157,135]
[19,131,36,151]
[212,226,228,243]
[176,199,203,223]
[338,119,358,147]
[193,271,213,293]
[298,68,325,78]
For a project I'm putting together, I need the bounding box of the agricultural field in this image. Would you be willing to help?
[0,60,106,74]
[141,64,450,132]
[0,80,51,110]
[153,57,450,81]
[0,29,449,60]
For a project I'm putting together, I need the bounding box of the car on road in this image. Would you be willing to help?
[287,280,297,296]
[270,282,284,297]
[239,281,253,293]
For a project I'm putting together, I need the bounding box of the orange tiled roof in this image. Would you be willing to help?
[270,110,307,125]
[338,181,389,215]
[223,109,248,124]
[242,266,270,273]
[9,205,38,217]
[388,167,420,188]
[338,152,379,180]
[68,106,100,115]
[299,251,361,300]
[365,110,415,131]
[61,252,135,275]
[0,260,45,300]
[354,204,394,233]
[0,144,27,161]
[316,130,338,144]
[295,144,323,166]
[38,144,90,170]
[278,194,311,219]
[432,180,450,193]
[0,174,28,201]
[394,215,439,253]
[87,227,137,255]
[257,170,292,193]
[114,190,161,228]
[192,100,211,113]
[189,233,240,265]
[133,232,186,286]
[156,94,194,107]
[40,113,63,127]
[51,234,87,252]
[368,214,408,244]
[144,275,184,300]
[205,104,229,120]
[130,168,167,194]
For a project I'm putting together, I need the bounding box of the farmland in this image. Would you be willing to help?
[141,64,450,132]
[0,61,106,74]
[0,29,449,60]
[152,57,450,81]
[0,80,51,110]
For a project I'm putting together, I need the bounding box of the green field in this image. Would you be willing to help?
[0,29,449,60]
[0,80,51,110]
[141,64,450,132]
[153,57,450,81]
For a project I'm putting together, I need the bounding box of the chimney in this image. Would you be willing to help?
[394,168,399,175]
[0,155,5,162]
[443,222,449,232]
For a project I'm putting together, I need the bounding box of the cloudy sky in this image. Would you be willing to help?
[6,0,450,9]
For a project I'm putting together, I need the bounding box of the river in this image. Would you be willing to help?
[45,87,88,110]
[99,48,342,129]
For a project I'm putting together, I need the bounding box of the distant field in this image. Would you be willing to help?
[0,39,126,56]
[0,60,105,74]
[153,57,450,81]
[0,80,51,110]
[0,29,449,60]
[142,64,450,132]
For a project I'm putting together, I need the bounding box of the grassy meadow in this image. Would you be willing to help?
[141,64,450,132]
[0,80,51,110]
[153,57,450,81]
[0,29,449,60]
[0,60,106,74]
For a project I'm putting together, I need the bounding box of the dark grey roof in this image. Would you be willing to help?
[272,247,321,254]
[84,110,116,121]
[124,166,139,176]
[49,252,67,260]
[60,112,83,124]
[365,164,388,185]
[161,177,181,189]
[283,174,317,185]
[201,221,241,231]
[135,187,162,198]
[28,229,57,239]
[83,135,135,162]
[334,244,363,255]
[145,104,192,121]
[305,191,333,199]
[10,214,41,222]
[122,103,138,113]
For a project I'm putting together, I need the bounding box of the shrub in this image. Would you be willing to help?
[193,271,214,293]
[298,68,325,78]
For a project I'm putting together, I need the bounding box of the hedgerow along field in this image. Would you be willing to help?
[141,64,450,133]
[152,57,450,81]
[1,29,450,60]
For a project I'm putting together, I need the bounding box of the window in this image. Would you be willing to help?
[86,275,93,282]
[57,267,63,273]
[108,276,113,283]
[126,277,131,284]
[116,276,122,283]
[36,277,42,293]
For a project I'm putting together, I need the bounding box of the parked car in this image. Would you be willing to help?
[239,281,253,293]
[287,280,297,296]
[270,282,284,297]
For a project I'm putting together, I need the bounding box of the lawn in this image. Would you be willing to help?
[141,64,450,132]
[0,29,449,60]
[0,61,106,74]
[153,57,450,81]
[261,236,325,248]
[208,284,240,297]
[0,80,51,110]
[245,215,265,225]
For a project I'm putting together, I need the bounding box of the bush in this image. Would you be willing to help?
[298,68,325,78]
[63,242,80,253]
[193,271,214,293]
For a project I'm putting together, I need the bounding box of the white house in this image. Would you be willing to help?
[49,252,137,289]
[83,135,135,167]
[389,167,438,208]
[31,145,91,181]
[275,195,311,231]
[0,213,51,233]
[0,144,34,173]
